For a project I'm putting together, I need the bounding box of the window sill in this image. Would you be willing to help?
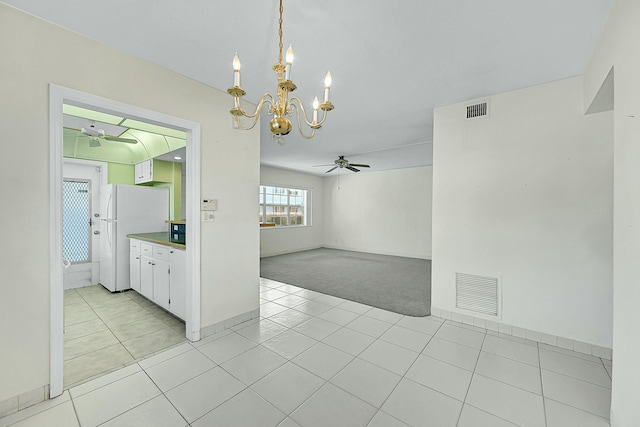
[259,224,311,229]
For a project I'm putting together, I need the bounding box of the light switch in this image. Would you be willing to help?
[201,199,217,211]
[201,211,214,222]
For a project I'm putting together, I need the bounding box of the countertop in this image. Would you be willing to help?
[127,232,186,249]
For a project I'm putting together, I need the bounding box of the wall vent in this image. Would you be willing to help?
[455,272,499,317]
[466,102,489,119]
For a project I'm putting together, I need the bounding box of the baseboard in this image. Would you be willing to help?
[199,308,260,339]
[260,245,323,258]
[317,245,431,260]
[0,385,48,418]
[431,306,612,360]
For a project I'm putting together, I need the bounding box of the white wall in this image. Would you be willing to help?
[0,4,259,403]
[584,1,640,425]
[432,76,613,348]
[323,167,432,259]
[260,166,324,257]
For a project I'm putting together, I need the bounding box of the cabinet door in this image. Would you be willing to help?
[134,159,153,184]
[169,249,186,320]
[140,255,154,299]
[129,252,141,292]
[153,259,170,310]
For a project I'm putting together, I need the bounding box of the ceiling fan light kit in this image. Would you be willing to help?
[227,0,334,146]
[315,155,370,173]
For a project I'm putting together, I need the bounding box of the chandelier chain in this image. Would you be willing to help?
[278,0,284,65]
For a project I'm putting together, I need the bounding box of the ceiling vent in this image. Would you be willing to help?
[466,101,489,119]
[455,272,500,317]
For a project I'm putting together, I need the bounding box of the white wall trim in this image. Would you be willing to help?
[49,85,201,397]
[431,306,613,360]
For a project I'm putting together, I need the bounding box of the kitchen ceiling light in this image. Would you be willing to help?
[227,0,334,146]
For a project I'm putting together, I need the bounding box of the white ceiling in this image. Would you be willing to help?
[3,0,612,175]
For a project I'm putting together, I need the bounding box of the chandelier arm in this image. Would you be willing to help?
[238,93,275,119]
[289,103,317,139]
[289,97,328,128]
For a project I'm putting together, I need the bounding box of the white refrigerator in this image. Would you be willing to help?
[99,184,169,292]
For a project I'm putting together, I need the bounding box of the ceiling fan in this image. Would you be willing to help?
[314,155,371,173]
[77,122,138,147]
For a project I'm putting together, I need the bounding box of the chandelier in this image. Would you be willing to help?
[227,0,334,146]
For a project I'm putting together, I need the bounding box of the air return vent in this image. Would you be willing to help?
[456,272,499,317]
[466,102,488,119]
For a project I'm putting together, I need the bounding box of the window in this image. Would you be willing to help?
[259,185,310,226]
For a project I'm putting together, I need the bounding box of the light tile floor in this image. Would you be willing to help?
[63,285,186,388]
[2,278,611,426]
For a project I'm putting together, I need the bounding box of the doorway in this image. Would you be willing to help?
[50,85,202,398]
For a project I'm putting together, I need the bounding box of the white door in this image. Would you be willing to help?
[63,161,102,289]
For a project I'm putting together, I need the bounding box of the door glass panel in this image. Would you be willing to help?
[63,179,91,263]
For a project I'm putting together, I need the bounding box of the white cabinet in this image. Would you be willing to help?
[129,240,141,292]
[169,249,186,319]
[129,238,186,319]
[134,159,153,184]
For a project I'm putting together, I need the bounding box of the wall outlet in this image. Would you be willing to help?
[201,211,214,222]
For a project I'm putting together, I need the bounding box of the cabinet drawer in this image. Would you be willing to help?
[130,239,141,253]
[141,243,153,256]
[153,245,170,261]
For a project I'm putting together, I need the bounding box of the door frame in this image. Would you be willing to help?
[49,85,202,397]
[63,159,107,287]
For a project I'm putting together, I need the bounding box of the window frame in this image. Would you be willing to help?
[259,183,312,228]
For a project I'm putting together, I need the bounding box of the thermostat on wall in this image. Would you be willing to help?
[201,199,217,211]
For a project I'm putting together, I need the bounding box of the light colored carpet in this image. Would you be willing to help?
[260,248,431,316]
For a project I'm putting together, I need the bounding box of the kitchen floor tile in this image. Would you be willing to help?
[292,317,341,340]
[457,404,518,427]
[268,309,313,328]
[290,383,377,427]
[191,389,285,427]
[475,351,542,394]
[379,324,433,353]
[144,349,216,392]
[364,307,404,324]
[346,315,393,338]
[541,370,611,418]
[196,331,256,364]
[235,318,288,344]
[63,318,108,342]
[291,342,353,380]
[100,395,188,427]
[3,400,79,427]
[251,362,325,414]
[64,309,99,327]
[396,315,443,335]
[358,339,419,376]
[322,327,376,356]
[165,367,246,423]
[121,327,186,360]
[316,307,361,326]
[544,397,611,427]
[405,355,473,401]
[262,329,317,359]
[381,378,462,427]
[482,334,540,367]
[221,345,287,385]
[435,323,486,349]
[466,374,545,427]
[366,410,410,427]
[539,349,611,388]
[73,371,161,427]
[64,329,120,361]
[63,344,135,388]
[330,358,401,408]
[422,337,480,371]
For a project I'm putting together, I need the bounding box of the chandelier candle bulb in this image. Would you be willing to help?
[324,71,332,102]
[232,53,241,87]
[285,45,294,80]
[312,96,319,122]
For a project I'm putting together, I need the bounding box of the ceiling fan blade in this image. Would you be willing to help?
[104,136,138,144]
[349,163,370,168]
[325,166,339,173]
[346,166,360,172]
[313,164,335,167]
